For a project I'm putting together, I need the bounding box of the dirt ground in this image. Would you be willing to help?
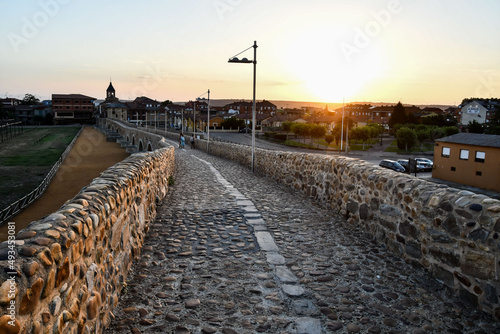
[0,127,80,209]
[0,127,129,241]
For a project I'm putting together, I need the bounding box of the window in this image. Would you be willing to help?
[475,151,485,163]
[460,149,469,160]
[442,147,450,157]
[476,171,482,176]
[451,166,456,171]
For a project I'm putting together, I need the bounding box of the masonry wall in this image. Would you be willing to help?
[0,123,175,333]
[197,139,500,319]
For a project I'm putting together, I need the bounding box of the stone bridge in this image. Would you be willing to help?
[1,119,500,333]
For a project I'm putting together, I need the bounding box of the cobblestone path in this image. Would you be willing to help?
[106,145,500,334]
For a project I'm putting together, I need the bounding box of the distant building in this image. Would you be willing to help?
[257,100,277,114]
[433,133,500,192]
[13,104,52,125]
[460,100,499,127]
[315,115,337,132]
[52,94,96,124]
[0,98,21,108]
[235,113,272,129]
[105,82,119,103]
[262,114,301,128]
[100,82,128,122]
[334,104,373,125]
[125,96,161,125]
[370,105,394,128]
[444,106,461,122]
[225,101,252,114]
[224,100,276,115]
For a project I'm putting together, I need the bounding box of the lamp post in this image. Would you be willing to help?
[165,107,168,135]
[228,40,257,173]
[193,101,196,138]
[340,99,344,152]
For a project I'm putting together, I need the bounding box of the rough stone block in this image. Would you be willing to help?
[41,269,56,299]
[399,221,419,239]
[434,265,454,286]
[428,229,452,244]
[86,292,102,320]
[19,277,44,315]
[406,241,422,259]
[0,314,20,334]
[0,280,16,305]
[442,214,460,237]
[56,257,70,287]
[429,247,460,268]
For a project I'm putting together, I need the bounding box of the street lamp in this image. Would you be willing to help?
[165,107,168,135]
[228,40,257,172]
[196,90,210,152]
[193,101,196,138]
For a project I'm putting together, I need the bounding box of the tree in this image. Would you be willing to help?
[282,121,294,140]
[468,120,484,133]
[161,100,173,106]
[485,105,500,135]
[422,114,447,127]
[443,126,459,137]
[392,123,404,135]
[407,113,419,124]
[324,134,334,147]
[388,102,407,129]
[367,123,384,138]
[221,117,245,129]
[291,123,308,143]
[350,126,371,149]
[415,127,429,142]
[396,127,417,151]
[21,93,40,105]
[332,125,342,145]
[309,124,327,148]
[429,126,445,141]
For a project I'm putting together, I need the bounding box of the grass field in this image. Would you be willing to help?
[283,138,378,151]
[385,140,435,153]
[0,126,80,208]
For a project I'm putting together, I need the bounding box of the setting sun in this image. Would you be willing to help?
[282,26,388,103]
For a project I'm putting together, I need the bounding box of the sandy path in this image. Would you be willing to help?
[0,126,129,241]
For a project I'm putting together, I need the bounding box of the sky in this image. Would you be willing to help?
[1,0,500,106]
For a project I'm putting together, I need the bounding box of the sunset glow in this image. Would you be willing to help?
[1,0,499,105]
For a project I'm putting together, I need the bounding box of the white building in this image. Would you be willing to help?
[460,100,489,126]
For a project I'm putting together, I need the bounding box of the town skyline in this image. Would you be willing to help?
[1,0,499,105]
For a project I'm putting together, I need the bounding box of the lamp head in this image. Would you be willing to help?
[228,57,253,63]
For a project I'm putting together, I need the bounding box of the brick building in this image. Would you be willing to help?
[52,94,96,124]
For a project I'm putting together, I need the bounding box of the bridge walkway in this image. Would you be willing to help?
[106,142,500,334]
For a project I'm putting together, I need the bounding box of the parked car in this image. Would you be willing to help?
[415,158,433,172]
[379,160,405,173]
[239,127,251,133]
[397,159,409,172]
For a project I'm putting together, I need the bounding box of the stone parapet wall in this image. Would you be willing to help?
[0,120,175,333]
[198,139,500,319]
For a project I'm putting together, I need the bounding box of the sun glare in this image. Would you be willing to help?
[283,27,387,102]
[303,48,386,102]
